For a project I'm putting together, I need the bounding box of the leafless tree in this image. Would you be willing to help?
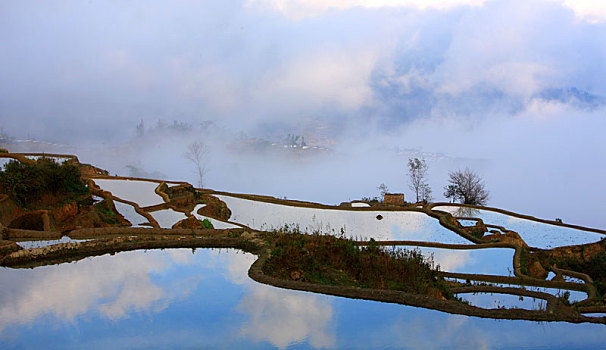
[377,183,389,201]
[444,168,489,205]
[184,141,208,188]
[407,158,431,202]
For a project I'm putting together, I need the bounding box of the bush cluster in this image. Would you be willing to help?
[0,158,88,207]
[262,230,450,297]
[553,250,606,296]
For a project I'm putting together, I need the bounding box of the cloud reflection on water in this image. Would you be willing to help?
[220,250,336,348]
[0,250,198,332]
[1,248,606,348]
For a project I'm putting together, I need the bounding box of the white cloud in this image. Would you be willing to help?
[251,50,377,117]
[436,62,551,97]
[557,0,606,23]
[246,0,487,19]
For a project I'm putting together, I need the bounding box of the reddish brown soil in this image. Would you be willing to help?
[196,195,231,221]
[8,211,47,231]
[0,240,20,254]
[483,230,527,246]
[544,241,606,262]
[172,216,206,229]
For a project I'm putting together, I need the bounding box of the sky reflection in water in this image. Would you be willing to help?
[1,249,605,349]
[434,206,605,249]
[218,195,471,244]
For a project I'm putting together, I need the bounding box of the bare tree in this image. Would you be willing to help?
[444,168,489,205]
[443,184,457,203]
[184,141,208,188]
[420,183,433,203]
[407,158,431,202]
[377,183,389,201]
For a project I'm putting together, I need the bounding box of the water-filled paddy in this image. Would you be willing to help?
[217,195,472,244]
[0,158,13,168]
[486,284,587,303]
[433,205,605,249]
[149,208,187,228]
[23,155,71,163]
[16,236,90,249]
[457,292,547,310]
[398,246,514,276]
[192,204,241,229]
[114,201,149,227]
[1,249,605,349]
[93,179,165,207]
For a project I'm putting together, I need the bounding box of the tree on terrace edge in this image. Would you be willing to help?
[407,158,432,203]
[443,168,489,206]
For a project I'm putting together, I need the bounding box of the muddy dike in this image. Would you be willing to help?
[0,228,604,325]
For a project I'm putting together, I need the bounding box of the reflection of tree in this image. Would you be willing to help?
[454,207,480,218]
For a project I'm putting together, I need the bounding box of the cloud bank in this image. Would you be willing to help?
[1,0,605,227]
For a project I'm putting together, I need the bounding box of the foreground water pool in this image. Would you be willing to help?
[1,249,605,349]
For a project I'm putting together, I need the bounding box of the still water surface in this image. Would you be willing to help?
[218,195,472,244]
[1,249,605,349]
[433,206,605,249]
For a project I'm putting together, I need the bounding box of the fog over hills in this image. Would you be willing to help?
[1,0,605,228]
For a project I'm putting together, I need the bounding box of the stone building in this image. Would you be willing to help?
[383,193,405,205]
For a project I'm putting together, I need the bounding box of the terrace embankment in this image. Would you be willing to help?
[429,202,606,235]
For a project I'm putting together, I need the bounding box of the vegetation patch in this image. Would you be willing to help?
[93,199,124,226]
[548,253,606,296]
[261,231,451,298]
[0,158,89,208]
[202,218,213,229]
[532,239,606,296]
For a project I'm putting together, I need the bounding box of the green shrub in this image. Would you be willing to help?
[94,199,121,225]
[0,158,88,207]
[553,251,606,296]
[262,231,450,297]
[202,218,213,229]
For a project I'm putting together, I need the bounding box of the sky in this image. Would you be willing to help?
[1,0,605,227]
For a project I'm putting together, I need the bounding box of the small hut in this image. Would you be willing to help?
[383,193,404,205]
